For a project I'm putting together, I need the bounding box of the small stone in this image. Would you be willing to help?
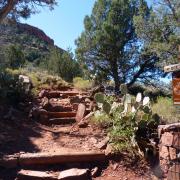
[89,137,98,144]
[39,89,48,98]
[85,98,91,103]
[105,144,113,156]
[91,167,99,177]
[169,147,176,160]
[58,168,90,180]
[95,137,109,150]
[113,163,118,170]
[41,97,49,108]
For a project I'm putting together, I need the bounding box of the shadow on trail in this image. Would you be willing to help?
[0,108,45,180]
[0,118,42,156]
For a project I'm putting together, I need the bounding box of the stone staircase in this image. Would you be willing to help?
[31,89,94,126]
[4,88,107,179]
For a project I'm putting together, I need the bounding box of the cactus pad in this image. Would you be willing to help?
[94,92,105,103]
[120,84,127,95]
[103,101,111,114]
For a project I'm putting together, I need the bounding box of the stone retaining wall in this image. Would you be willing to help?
[158,123,180,180]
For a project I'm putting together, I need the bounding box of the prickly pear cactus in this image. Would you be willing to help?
[103,101,111,114]
[94,92,105,103]
[120,84,127,95]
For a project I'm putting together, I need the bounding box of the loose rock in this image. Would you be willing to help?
[91,167,99,177]
[58,168,91,180]
[95,137,109,150]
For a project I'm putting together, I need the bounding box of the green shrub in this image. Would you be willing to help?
[0,68,28,105]
[93,84,159,155]
[91,111,112,128]
[73,77,93,90]
[0,67,70,101]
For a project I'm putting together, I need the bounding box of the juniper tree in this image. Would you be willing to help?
[134,0,180,66]
[75,0,163,92]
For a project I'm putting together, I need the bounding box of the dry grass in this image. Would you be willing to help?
[73,77,93,90]
[152,97,180,123]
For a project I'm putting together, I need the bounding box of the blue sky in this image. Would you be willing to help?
[22,0,152,53]
[22,0,96,52]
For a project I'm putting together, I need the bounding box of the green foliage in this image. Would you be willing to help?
[73,77,93,90]
[133,0,180,65]
[91,111,112,128]
[0,67,69,103]
[75,0,161,91]
[93,90,159,155]
[120,84,128,95]
[0,0,57,23]
[40,48,82,82]
[94,92,105,103]
[0,23,80,84]
[103,101,111,114]
[0,68,29,105]
[6,45,25,69]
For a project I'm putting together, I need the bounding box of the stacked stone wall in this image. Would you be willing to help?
[158,123,180,180]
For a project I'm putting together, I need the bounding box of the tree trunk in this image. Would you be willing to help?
[0,0,15,23]
[111,61,120,93]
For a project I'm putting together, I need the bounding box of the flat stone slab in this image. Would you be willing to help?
[58,168,90,180]
[158,123,180,137]
[17,170,57,180]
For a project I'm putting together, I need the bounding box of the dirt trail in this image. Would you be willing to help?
[0,87,151,180]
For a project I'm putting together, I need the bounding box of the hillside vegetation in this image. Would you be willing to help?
[0,21,82,82]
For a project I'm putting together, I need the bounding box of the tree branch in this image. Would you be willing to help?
[0,0,16,23]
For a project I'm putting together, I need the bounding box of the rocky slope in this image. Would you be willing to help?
[0,21,65,63]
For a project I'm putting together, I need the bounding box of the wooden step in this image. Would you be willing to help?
[48,112,77,118]
[47,91,89,98]
[48,117,76,125]
[19,151,106,166]
[0,151,106,168]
